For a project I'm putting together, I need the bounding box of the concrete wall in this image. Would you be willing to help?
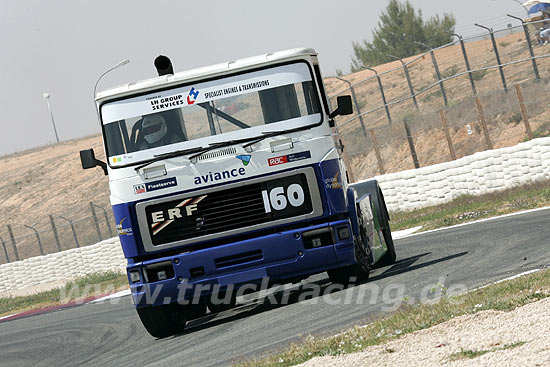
[371,137,550,212]
[0,237,125,296]
[1,137,549,295]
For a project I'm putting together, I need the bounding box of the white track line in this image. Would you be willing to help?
[470,269,543,292]
[392,226,423,239]
[0,314,16,321]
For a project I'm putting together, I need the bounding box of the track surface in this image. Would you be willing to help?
[1,209,549,367]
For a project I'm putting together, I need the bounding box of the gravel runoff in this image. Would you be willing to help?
[298,296,550,367]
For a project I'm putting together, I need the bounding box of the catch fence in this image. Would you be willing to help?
[0,201,115,264]
[327,17,550,180]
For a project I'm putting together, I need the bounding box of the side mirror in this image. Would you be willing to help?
[329,95,353,119]
[80,149,108,175]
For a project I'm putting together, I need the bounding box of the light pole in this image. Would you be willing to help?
[94,59,130,99]
[43,93,59,143]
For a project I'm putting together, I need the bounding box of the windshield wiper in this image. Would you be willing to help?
[135,125,314,171]
[241,125,309,150]
[134,147,205,171]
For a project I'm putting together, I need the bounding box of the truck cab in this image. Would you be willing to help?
[81,48,395,338]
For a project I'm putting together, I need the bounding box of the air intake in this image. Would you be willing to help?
[197,147,237,161]
[154,55,174,76]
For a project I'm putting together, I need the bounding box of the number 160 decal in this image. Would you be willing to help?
[262,184,305,213]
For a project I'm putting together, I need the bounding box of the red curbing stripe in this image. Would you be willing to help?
[0,289,127,323]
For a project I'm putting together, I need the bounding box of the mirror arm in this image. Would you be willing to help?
[96,160,108,175]
[328,108,339,119]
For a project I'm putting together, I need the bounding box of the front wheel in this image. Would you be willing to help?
[137,303,187,338]
[327,226,371,286]
[206,292,237,314]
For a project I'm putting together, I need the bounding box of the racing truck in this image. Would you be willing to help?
[80,48,396,338]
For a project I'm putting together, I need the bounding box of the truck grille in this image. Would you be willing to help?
[140,171,317,248]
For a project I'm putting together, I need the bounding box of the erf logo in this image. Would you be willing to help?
[187,87,199,105]
[150,195,207,235]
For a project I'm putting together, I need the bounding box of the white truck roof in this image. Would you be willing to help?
[96,47,317,102]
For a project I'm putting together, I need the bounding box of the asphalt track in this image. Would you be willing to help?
[1,208,549,367]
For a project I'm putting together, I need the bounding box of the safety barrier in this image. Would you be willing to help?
[371,137,550,212]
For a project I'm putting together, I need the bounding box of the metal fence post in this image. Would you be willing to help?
[439,110,457,160]
[90,202,103,241]
[49,214,62,252]
[333,77,367,137]
[475,24,508,92]
[366,67,392,124]
[58,215,80,248]
[429,49,448,106]
[368,129,385,174]
[24,224,44,256]
[507,14,540,81]
[414,41,448,106]
[388,54,418,109]
[92,202,114,238]
[403,118,420,169]
[7,224,20,261]
[514,84,534,140]
[337,136,355,183]
[475,97,494,150]
[1,237,9,263]
[451,33,477,96]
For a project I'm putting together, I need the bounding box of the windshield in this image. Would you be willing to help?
[100,62,321,167]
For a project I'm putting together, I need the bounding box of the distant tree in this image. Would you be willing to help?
[351,0,455,72]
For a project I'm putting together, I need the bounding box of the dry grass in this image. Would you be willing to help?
[390,179,550,232]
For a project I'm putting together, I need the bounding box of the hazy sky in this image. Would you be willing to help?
[0,0,526,157]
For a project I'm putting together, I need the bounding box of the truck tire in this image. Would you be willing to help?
[137,303,188,338]
[187,303,208,320]
[206,293,237,313]
[377,189,397,266]
[327,225,371,286]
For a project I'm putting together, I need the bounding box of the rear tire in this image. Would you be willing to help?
[137,303,188,338]
[377,189,397,266]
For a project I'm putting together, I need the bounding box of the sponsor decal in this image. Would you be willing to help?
[134,177,177,195]
[150,94,185,111]
[236,154,251,166]
[116,217,133,236]
[150,195,207,235]
[134,184,146,194]
[268,151,311,166]
[112,157,122,163]
[324,172,342,189]
[193,168,246,185]
[187,87,199,105]
[101,63,311,125]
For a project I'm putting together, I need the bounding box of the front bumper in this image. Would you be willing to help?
[128,219,356,307]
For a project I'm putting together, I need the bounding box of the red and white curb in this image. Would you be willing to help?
[88,289,131,303]
[0,289,131,323]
